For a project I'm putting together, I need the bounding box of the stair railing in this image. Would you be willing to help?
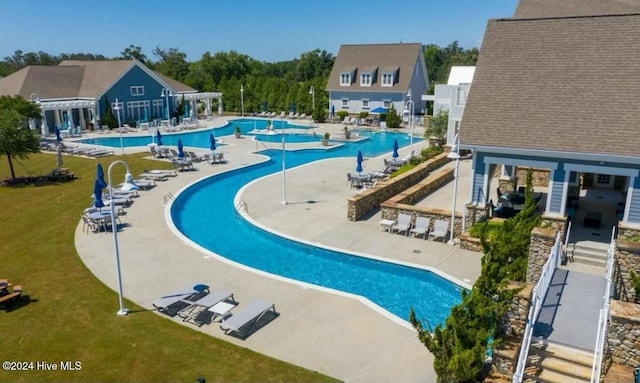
[512,232,563,383]
[590,226,616,383]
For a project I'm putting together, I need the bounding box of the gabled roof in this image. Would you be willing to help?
[460,13,640,157]
[326,43,423,91]
[514,0,640,18]
[0,60,195,100]
[447,66,475,85]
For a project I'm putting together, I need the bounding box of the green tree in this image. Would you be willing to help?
[385,104,402,128]
[426,110,448,141]
[100,95,117,129]
[120,45,148,63]
[0,96,41,180]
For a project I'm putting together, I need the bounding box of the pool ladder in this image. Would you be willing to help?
[235,201,248,217]
[163,192,175,204]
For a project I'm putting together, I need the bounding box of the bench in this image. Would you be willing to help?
[0,285,22,308]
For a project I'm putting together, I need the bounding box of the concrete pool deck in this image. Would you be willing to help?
[74,117,482,382]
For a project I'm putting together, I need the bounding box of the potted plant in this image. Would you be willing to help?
[321,132,330,146]
[234,125,241,138]
[343,126,351,139]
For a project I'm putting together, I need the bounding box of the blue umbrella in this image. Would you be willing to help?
[262,100,267,112]
[144,107,149,122]
[356,150,363,174]
[371,106,388,114]
[392,139,399,158]
[184,103,190,117]
[96,163,107,188]
[156,130,163,146]
[290,102,295,113]
[209,133,216,151]
[177,139,184,158]
[54,126,62,141]
[93,178,105,210]
[330,104,335,117]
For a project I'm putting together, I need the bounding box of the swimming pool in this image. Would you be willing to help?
[170,128,463,326]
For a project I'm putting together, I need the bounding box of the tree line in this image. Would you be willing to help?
[1,42,478,116]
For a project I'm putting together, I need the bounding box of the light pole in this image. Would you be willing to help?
[161,88,172,121]
[403,89,415,157]
[114,98,123,154]
[309,86,315,112]
[447,134,460,245]
[281,118,287,205]
[240,84,244,117]
[107,160,139,316]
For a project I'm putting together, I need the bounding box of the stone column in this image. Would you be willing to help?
[526,227,557,284]
[614,238,640,302]
[607,300,640,368]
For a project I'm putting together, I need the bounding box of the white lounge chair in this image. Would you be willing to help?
[220,300,277,339]
[177,289,235,326]
[410,217,430,240]
[391,214,411,236]
[152,283,210,314]
[429,219,449,242]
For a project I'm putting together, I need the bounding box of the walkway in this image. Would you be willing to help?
[74,118,482,382]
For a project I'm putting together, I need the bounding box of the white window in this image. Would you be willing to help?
[361,73,371,86]
[456,87,467,105]
[131,86,145,96]
[383,100,391,108]
[382,73,393,87]
[152,99,164,119]
[127,100,150,121]
[341,99,349,108]
[340,73,351,86]
[111,101,124,118]
[362,99,370,109]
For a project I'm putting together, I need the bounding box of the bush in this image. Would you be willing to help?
[468,220,504,240]
[421,146,444,160]
[336,110,349,121]
[426,110,448,140]
[385,104,402,128]
[312,105,326,123]
[358,111,369,119]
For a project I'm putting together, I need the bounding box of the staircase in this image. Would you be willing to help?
[522,338,593,383]
[566,242,608,268]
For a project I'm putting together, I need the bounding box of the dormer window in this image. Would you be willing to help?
[361,73,372,86]
[340,73,351,86]
[382,73,394,87]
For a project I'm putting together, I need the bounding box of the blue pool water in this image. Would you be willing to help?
[169,126,463,325]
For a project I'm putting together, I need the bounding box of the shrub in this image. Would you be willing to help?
[421,146,444,160]
[630,270,640,303]
[426,110,448,140]
[336,110,349,121]
[358,111,369,119]
[468,220,504,240]
[385,104,402,128]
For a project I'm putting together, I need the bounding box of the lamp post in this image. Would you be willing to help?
[107,160,139,316]
[114,98,123,154]
[161,88,172,121]
[240,84,244,117]
[447,134,460,245]
[281,118,287,205]
[403,89,415,157]
[309,86,315,112]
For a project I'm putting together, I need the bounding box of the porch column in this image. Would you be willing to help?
[67,107,75,129]
[40,109,49,136]
[205,98,211,117]
[54,110,62,129]
[79,108,86,130]
[218,98,223,115]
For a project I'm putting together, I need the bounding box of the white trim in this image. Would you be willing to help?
[465,145,640,166]
[484,156,558,170]
[564,163,639,178]
[546,178,555,214]
[560,171,570,216]
[624,183,634,222]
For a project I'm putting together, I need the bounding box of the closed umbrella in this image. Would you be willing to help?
[93,178,105,210]
[290,102,295,113]
[96,163,107,188]
[356,150,363,175]
[209,133,216,152]
[55,126,62,142]
[392,139,399,158]
[144,107,149,122]
[330,104,335,117]
[156,130,163,146]
[177,139,184,158]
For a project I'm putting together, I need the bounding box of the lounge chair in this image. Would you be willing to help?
[391,214,412,236]
[220,299,277,339]
[410,217,430,240]
[0,284,22,310]
[429,219,449,242]
[177,289,235,326]
[152,283,210,315]
[144,169,178,177]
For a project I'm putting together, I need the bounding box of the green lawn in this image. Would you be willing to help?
[0,151,339,383]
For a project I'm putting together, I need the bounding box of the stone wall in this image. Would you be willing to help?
[617,222,640,242]
[515,167,550,188]
[526,227,558,284]
[540,214,569,240]
[465,203,490,229]
[607,300,640,368]
[346,152,450,221]
[614,239,640,302]
[459,232,483,252]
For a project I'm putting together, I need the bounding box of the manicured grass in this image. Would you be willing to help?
[0,151,339,383]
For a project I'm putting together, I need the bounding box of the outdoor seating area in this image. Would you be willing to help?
[39,141,114,158]
[153,283,277,339]
[380,214,450,242]
[0,278,23,311]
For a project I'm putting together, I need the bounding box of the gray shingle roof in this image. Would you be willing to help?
[460,13,640,158]
[515,0,640,18]
[326,43,422,92]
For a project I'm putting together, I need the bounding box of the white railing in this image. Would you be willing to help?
[590,226,616,383]
[163,192,175,204]
[513,232,563,383]
[563,220,572,263]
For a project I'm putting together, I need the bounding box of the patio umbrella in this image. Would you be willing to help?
[144,107,149,122]
[209,133,217,152]
[330,104,335,117]
[356,150,363,174]
[56,144,63,168]
[156,130,163,146]
[177,139,184,158]
[392,139,399,158]
[290,102,295,113]
[55,126,62,142]
[96,163,107,188]
[93,178,105,210]
[262,100,267,112]
[371,106,388,114]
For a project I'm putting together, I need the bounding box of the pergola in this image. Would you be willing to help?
[36,99,97,136]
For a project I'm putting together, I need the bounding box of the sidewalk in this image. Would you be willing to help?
[75,117,482,383]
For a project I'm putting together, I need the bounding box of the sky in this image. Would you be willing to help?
[0,0,519,63]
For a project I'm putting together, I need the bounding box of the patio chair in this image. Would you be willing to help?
[410,217,430,240]
[177,289,236,326]
[391,214,412,236]
[220,299,277,339]
[429,219,449,242]
[152,283,210,316]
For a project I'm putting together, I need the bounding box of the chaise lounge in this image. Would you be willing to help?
[220,299,277,339]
